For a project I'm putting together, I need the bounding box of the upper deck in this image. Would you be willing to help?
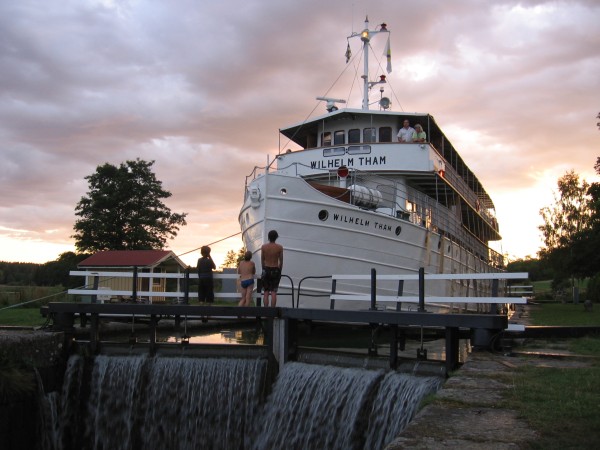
[279,108,495,210]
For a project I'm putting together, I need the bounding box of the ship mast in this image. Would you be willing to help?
[349,16,389,110]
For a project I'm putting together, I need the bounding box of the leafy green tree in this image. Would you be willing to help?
[538,170,592,284]
[539,171,590,251]
[222,248,247,268]
[73,159,187,253]
[569,156,600,279]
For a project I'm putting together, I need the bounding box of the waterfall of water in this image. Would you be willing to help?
[44,355,441,450]
[46,354,267,450]
[253,362,442,450]
[363,371,443,449]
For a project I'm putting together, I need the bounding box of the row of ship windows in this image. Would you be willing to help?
[319,127,393,146]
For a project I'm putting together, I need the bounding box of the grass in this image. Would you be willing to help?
[528,303,600,326]
[0,307,50,327]
[502,305,600,449]
[504,355,600,450]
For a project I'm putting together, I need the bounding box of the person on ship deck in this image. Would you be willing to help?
[397,120,415,143]
[412,124,427,143]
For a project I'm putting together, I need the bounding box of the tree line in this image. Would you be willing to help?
[0,252,89,288]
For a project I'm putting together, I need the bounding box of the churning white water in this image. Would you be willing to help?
[44,355,441,450]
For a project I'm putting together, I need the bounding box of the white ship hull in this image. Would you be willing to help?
[240,172,497,310]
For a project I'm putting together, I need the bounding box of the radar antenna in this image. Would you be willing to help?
[316,96,347,112]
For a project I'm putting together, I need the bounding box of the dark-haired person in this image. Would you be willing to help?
[260,230,283,307]
[397,119,415,143]
[197,245,216,303]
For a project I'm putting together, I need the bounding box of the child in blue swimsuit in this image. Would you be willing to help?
[237,251,255,306]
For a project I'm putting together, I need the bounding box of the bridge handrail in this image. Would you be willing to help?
[329,294,528,304]
[329,269,529,312]
[331,272,528,281]
[68,270,255,303]
[67,270,295,306]
[69,271,241,279]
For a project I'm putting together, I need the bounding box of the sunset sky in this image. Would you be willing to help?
[1,0,599,268]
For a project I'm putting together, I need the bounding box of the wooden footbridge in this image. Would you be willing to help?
[41,268,529,375]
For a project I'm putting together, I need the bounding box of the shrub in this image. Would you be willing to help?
[586,273,600,303]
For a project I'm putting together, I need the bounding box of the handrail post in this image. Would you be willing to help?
[418,267,425,312]
[132,266,138,302]
[370,268,377,310]
[490,278,499,314]
[330,278,337,310]
[183,268,190,304]
[396,280,404,311]
[92,274,99,304]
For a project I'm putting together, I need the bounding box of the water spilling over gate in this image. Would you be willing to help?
[42,355,441,450]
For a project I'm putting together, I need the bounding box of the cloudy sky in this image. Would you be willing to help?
[1,0,599,268]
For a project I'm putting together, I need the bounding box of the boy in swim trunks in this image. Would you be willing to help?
[261,230,283,307]
[237,250,256,306]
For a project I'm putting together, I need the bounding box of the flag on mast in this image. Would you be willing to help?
[384,35,392,73]
[345,42,351,63]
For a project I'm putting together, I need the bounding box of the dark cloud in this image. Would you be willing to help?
[1,0,598,263]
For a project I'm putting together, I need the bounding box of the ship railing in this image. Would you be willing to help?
[329,269,528,329]
[429,145,498,226]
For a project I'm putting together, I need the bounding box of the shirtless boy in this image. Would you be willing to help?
[237,251,256,307]
[260,230,284,307]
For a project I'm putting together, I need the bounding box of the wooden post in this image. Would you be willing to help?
[149,314,157,355]
[370,268,377,310]
[330,279,337,310]
[396,280,404,311]
[491,278,499,314]
[92,275,99,304]
[183,268,190,304]
[132,266,138,302]
[90,313,100,354]
[445,326,459,373]
[390,325,398,369]
[418,267,426,312]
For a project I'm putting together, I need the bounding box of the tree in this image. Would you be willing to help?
[222,248,247,268]
[539,171,590,251]
[73,159,187,253]
[569,156,600,278]
[506,256,553,282]
[538,170,592,284]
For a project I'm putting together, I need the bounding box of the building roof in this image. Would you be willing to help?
[78,250,187,269]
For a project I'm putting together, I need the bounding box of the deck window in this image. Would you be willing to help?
[321,132,332,147]
[333,130,345,145]
[347,145,371,155]
[363,128,376,143]
[348,129,361,144]
[379,127,392,142]
[323,147,345,157]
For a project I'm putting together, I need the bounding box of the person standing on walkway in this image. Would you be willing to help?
[261,230,283,307]
[197,245,216,303]
[237,250,256,307]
